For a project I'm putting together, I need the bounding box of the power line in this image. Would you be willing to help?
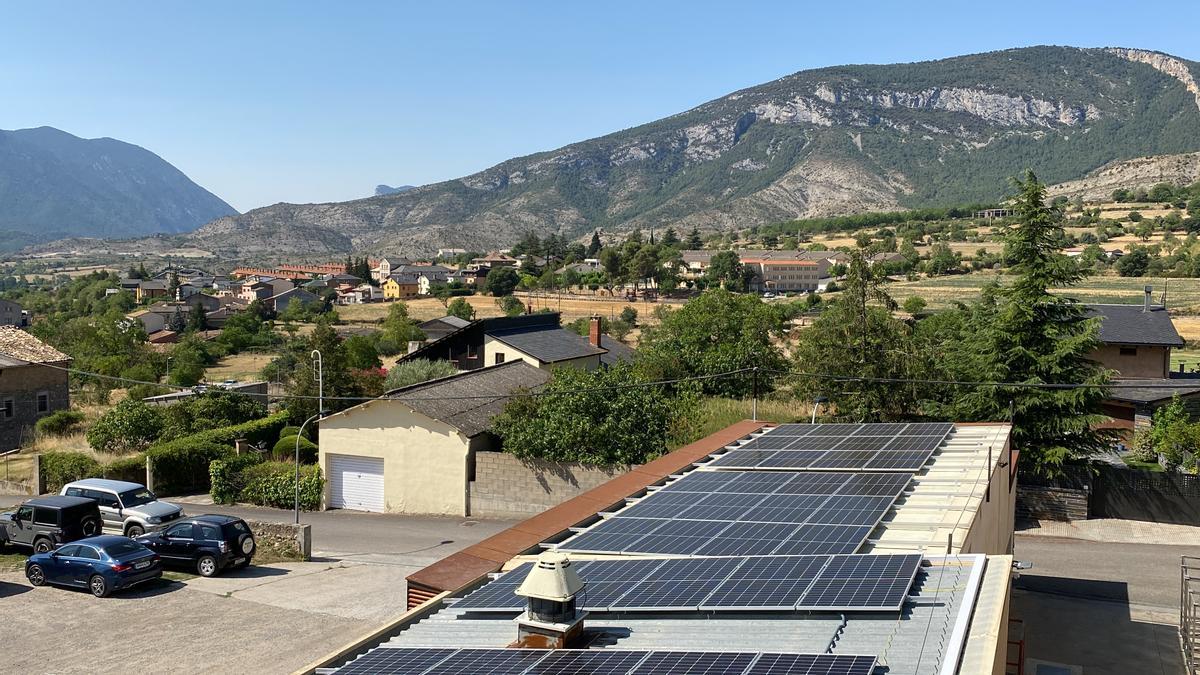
[770,367,1200,391]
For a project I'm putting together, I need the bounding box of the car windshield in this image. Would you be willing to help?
[104,540,145,557]
[118,488,156,508]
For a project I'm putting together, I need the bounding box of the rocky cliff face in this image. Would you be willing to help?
[1048,152,1200,202]
[182,46,1200,257]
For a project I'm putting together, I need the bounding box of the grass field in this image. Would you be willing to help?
[337,294,675,326]
[205,352,276,382]
[888,272,1200,314]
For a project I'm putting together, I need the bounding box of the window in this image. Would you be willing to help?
[199,524,221,541]
[56,545,80,557]
[1,398,11,419]
[15,506,32,522]
[32,507,57,526]
[467,343,478,359]
[165,523,193,539]
[1119,347,1138,356]
[495,353,505,365]
[74,545,100,560]
[86,489,119,509]
[36,392,49,413]
[104,540,143,557]
[118,488,156,508]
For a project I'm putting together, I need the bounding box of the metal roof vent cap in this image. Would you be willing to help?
[512,551,588,649]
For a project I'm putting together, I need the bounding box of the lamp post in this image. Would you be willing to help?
[311,350,323,417]
[295,412,321,524]
[811,396,828,424]
[165,356,173,384]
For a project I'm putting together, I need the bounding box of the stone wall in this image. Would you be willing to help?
[469,451,631,518]
[1015,485,1089,522]
[0,363,70,452]
[245,519,311,561]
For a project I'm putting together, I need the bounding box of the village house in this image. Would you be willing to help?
[0,328,71,452]
[0,299,29,328]
[371,257,411,283]
[267,287,321,314]
[469,251,518,270]
[382,273,420,300]
[416,315,472,342]
[436,247,468,259]
[135,279,169,303]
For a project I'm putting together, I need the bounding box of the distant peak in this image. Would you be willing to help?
[375,184,416,196]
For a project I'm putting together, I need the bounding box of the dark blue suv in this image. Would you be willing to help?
[25,535,161,597]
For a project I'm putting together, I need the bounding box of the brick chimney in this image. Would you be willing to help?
[588,316,602,348]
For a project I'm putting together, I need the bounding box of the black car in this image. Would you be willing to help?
[135,514,256,577]
[0,496,103,553]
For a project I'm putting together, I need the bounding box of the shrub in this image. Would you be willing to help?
[209,453,265,505]
[383,359,459,390]
[35,410,86,437]
[279,425,308,441]
[40,452,102,493]
[86,400,164,454]
[142,411,289,495]
[272,435,318,463]
[102,454,148,484]
[239,461,323,510]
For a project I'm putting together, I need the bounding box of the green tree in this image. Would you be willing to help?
[497,294,525,316]
[639,289,787,397]
[706,250,743,289]
[1135,220,1154,242]
[446,296,474,321]
[383,359,460,390]
[491,362,684,466]
[586,231,602,257]
[1116,248,1150,277]
[902,296,927,314]
[926,243,961,276]
[661,228,680,247]
[344,335,382,370]
[485,267,520,297]
[281,318,361,421]
[86,400,164,454]
[382,302,424,345]
[1128,210,1144,223]
[930,171,1113,474]
[687,227,703,249]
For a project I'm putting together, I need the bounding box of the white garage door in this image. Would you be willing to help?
[328,455,385,512]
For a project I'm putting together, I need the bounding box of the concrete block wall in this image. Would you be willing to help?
[469,451,631,518]
[1015,485,1088,522]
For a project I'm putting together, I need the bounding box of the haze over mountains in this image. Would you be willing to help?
[0,127,236,250]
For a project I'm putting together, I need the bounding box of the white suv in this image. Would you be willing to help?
[60,478,184,536]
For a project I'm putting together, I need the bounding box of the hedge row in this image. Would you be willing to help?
[39,452,148,493]
[210,457,322,510]
[145,411,291,495]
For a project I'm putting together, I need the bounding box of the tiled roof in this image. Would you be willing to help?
[0,327,71,366]
[384,361,550,437]
[487,325,605,363]
[1086,303,1184,346]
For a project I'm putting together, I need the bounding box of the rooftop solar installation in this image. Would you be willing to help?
[336,648,878,675]
[712,422,952,472]
[451,554,922,613]
[558,470,908,557]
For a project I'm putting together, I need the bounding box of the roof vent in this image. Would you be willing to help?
[511,551,588,649]
[1144,285,1153,313]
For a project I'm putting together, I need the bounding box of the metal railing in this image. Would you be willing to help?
[1181,556,1200,674]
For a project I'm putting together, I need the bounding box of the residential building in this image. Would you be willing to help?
[372,258,412,283]
[1086,289,1183,379]
[314,421,1015,675]
[417,315,472,342]
[135,279,169,302]
[0,328,71,451]
[268,287,321,314]
[146,329,178,344]
[402,313,614,371]
[0,299,29,328]
[238,280,275,304]
[677,249,842,291]
[126,310,167,335]
[317,361,551,514]
[179,292,220,314]
[469,252,518,270]
[383,273,420,300]
[437,248,468,259]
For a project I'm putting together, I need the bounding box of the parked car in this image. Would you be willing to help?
[135,514,256,577]
[25,535,161,597]
[0,496,103,553]
[60,478,184,536]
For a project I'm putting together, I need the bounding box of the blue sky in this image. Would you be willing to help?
[3,2,1198,212]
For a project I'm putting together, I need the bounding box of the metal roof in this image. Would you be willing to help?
[487,326,606,363]
[1106,377,1200,404]
[355,555,989,675]
[1086,303,1184,346]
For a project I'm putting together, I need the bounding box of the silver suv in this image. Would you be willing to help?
[60,478,184,536]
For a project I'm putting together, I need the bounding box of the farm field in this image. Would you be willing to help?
[205,352,276,382]
[888,272,1200,313]
[337,294,677,326]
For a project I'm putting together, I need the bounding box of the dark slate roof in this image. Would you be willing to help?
[383,361,550,437]
[1108,378,1200,404]
[597,335,636,366]
[419,316,471,330]
[487,325,605,363]
[1086,304,1184,347]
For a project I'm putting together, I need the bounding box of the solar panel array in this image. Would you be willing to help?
[452,553,922,612]
[335,648,877,675]
[710,423,953,472]
[556,471,910,556]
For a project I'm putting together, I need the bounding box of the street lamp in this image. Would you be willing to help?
[295,412,321,524]
[811,396,828,424]
[310,350,323,416]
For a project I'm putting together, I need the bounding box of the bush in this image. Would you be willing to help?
[86,400,164,454]
[239,461,323,510]
[102,454,148,484]
[40,452,102,493]
[279,425,308,441]
[209,453,265,505]
[146,441,235,496]
[35,410,86,437]
[272,435,318,463]
[383,359,459,390]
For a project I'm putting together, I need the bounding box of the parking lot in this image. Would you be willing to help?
[0,496,517,674]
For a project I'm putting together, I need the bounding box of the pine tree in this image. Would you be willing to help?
[939,171,1112,474]
[587,231,602,257]
[687,227,703,249]
[662,227,681,247]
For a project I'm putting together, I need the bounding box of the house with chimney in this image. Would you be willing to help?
[0,328,71,451]
[400,313,631,372]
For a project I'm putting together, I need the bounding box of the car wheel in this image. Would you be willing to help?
[125,524,144,537]
[89,575,110,598]
[80,517,101,537]
[32,538,53,554]
[26,564,46,586]
[196,554,218,577]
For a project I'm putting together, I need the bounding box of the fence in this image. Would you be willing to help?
[1020,464,1200,526]
[469,452,631,518]
[1182,556,1200,674]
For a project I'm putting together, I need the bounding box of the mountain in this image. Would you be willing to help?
[375,184,416,196]
[189,46,1200,257]
[0,127,236,247]
[1047,152,1200,201]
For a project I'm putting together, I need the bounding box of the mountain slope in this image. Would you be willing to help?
[190,46,1200,256]
[0,127,236,244]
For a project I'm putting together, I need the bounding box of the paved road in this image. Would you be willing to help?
[1015,533,1200,610]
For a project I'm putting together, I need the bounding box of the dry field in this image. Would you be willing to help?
[888,272,1200,314]
[205,352,276,382]
[338,294,677,326]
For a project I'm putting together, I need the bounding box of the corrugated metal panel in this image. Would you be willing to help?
[328,454,385,512]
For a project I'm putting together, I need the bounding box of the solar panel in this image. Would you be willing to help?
[797,554,922,610]
[756,451,829,468]
[803,423,863,436]
[764,423,819,436]
[336,649,879,675]
[737,435,805,450]
[836,473,911,496]
[771,524,872,555]
[714,422,954,472]
[692,522,802,556]
[708,449,779,468]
